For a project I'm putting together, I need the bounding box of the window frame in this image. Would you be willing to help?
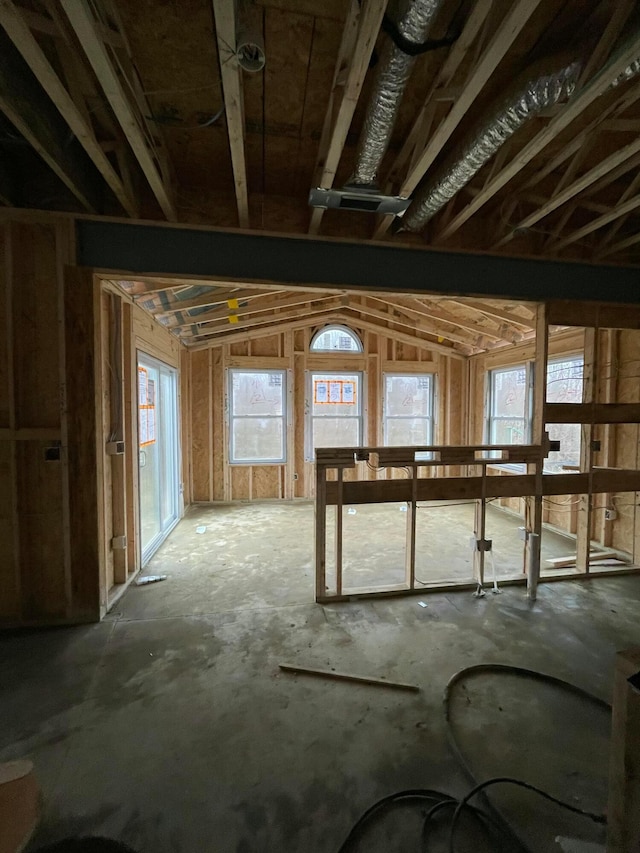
[485,354,584,473]
[382,372,436,449]
[310,324,364,353]
[544,353,584,474]
[305,369,365,461]
[228,368,287,465]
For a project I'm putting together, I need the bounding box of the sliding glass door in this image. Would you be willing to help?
[138,353,179,565]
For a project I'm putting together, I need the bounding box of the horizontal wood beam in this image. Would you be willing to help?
[544,402,640,424]
[326,469,640,504]
[438,30,640,241]
[0,30,104,212]
[60,0,176,221]
[547,300,640,329]
[0,0,138,217]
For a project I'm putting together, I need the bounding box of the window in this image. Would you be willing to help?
[487,364,531,446]
[310,324,363,353]
[307,372,363,458]
[545,356,584,472]
[486,356,584,472]
[383,374,435,447]
[229,370,286,464]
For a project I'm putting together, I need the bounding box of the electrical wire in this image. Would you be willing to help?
[336,664,610,852]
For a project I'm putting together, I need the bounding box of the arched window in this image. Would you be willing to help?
[310,324,363,353]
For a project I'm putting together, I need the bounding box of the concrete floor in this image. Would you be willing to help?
[2,502,640,852]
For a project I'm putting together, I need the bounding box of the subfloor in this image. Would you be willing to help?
[2,503,640,852]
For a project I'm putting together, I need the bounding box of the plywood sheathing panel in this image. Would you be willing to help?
[12,223,59,428]
[16,440,66,619]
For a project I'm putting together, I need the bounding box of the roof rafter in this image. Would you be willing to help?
[348,297,480,350]
[163,291,336,328]
[149,288,288,316]
[436,31,640,242]
[365,294,508,342]
[0,26,102,211]
[0,0,138,217]
[60,0,176,220]
[178,297,346,338]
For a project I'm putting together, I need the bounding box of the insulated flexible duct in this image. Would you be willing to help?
[349,0,444,188]
[402,56,583,232]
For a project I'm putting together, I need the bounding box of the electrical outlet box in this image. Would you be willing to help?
[518,526,529,541]
[605,508,618,521]
[111,535,127,550]
[106,440,125,455]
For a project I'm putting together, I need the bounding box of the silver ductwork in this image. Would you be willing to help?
[349,0,443,188]
[402,56,583,232]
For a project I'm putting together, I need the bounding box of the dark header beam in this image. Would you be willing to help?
[77,219,640,304]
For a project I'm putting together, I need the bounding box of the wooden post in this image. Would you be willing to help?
[335,467,343,596]
[577,326,598,572]
[607,647,640,853]
[526,303,548,583]
[315,460,327,601]
[109,294,127,584]
[122,302,138,577]
[405,462,417,589]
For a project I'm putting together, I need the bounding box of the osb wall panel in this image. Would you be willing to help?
[12,223,59,428]
[184,325,459,502]
[16,442,65,620]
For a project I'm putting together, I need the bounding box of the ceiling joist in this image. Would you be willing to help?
[211,0,249,228]
[60,0,176,220]
[308,0,387,235]
[436,29,640,243]
[0,0,139,217]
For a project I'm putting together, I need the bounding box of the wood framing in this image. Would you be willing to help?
[211,0,249,228]
[60,0,176,221]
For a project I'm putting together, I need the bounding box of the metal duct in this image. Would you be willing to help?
[402,56,583,232]
[349,0,443,188]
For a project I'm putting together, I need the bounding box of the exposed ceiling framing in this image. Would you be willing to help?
[3,0,640,265]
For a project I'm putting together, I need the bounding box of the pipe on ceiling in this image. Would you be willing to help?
[401,54,584,232]
[349,0,444,188]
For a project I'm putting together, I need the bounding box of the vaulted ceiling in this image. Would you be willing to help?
[110,275,537,352]
[3,0,640,267]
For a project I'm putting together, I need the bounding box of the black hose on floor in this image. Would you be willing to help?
[337,664,611,852]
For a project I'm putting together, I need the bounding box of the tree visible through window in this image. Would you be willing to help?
[229,370,286,463]
[486,356,584,471]
[383,374,434,446]
[545,356,584,472]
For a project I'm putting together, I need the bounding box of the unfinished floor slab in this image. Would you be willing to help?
[1,520,640,850]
